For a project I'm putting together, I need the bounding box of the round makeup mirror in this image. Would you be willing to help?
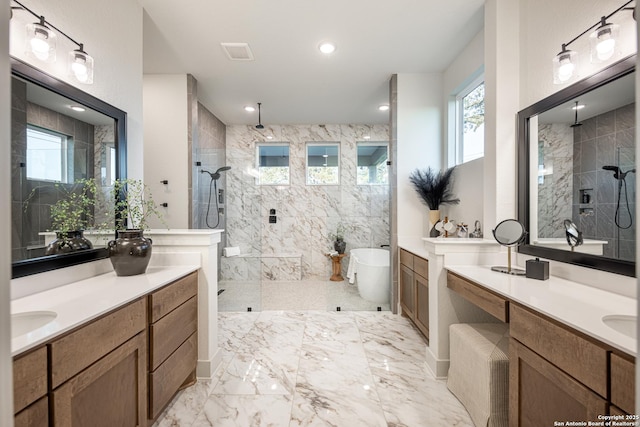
[491,219,527,275]
[564,219,583,251]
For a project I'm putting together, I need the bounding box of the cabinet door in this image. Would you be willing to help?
[53,332,147,427]
[399,264,415,319]
[414,273,429,339]
[509,338,607,427]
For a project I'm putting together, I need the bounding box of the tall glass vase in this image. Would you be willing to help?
[428,210,441,237]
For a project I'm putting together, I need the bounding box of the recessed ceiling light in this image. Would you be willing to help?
[318,41,336,54]
[322,154,329,158]
[378,104,390,112]
[70,105,85,112]
[363,136,371,140]
[572,104,585,110]
[266,135,273,140]
[244,105,256,112]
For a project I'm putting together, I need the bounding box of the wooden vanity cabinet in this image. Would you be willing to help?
[148,271,198,421]
[13,346,48,427]
[399,249,429,339]
[610,352,636,414]
[50,298,148,427]
[509,304,611,426]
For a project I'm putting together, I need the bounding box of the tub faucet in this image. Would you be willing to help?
[380,244,390,248]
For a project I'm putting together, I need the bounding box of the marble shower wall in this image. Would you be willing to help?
[537,123,573,238]
[572,102,636,261]
[222,124,390,281]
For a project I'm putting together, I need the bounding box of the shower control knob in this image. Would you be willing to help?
[160,180,168,185]
[160,203,168,207]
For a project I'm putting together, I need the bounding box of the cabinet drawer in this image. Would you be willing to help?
[13,346,47,414]
[399,249,413,269]
[150,296,197,370]
[149,271,197,323]
[149,332,197,420]
[447,272,508,322]
[611,352,635,414]
[414,256,428,279]
[510,304,607,397]
[50,298,147,388]
[14,396,48,427]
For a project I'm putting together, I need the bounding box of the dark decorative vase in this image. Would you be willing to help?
[334,239,346,254]
[108,229,153,276]
[45,230,93,255]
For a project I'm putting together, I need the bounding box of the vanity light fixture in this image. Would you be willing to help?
[552,0,634,84]
[12,0,95,84]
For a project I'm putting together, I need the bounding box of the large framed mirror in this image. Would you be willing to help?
[518,55,635,277]
[11,57,127,278]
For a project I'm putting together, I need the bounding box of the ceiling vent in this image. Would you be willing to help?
[221,43,254,61]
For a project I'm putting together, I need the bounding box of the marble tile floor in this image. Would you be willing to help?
[218,280,392,312]
[153,311,474,427]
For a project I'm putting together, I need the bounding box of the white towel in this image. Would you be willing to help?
[223,246,240,257]
[346,255,357,284]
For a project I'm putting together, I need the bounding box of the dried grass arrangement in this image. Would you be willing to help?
[409,166,460,210]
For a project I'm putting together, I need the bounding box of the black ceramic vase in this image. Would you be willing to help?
[334,239,346,254]
[45,230,93,255]
[108,229,153,276]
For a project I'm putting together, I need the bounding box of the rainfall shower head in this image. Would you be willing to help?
[201,166,232,180]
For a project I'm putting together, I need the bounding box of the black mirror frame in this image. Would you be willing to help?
[517,54,636,278]
[11,57,127,279]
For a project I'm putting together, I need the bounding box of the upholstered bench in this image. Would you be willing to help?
[447,323,509,427]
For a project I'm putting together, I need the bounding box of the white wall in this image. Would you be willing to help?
[443,30,485,226]
[396,73,443,238]
[143,74,190,229]
[9,0,144,177]
[1,1,13,424]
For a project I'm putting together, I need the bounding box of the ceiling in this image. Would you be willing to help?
[141,0,485,126]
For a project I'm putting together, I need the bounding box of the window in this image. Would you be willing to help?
[357,142,388,185]
[455,76,485,164]
[26,125,69,183]
[306,143,339,185]
[257,143,290,185]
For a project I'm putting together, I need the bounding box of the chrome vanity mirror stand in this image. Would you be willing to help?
[491,219,527,276]
[564,219,583,252]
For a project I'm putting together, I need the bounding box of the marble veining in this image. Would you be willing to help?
[153,311,473,426]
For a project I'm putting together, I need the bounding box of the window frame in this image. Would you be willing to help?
[305,142,340,186]
[453,73,485,166]
[256,142,291,186]
[26,124,70,183]
[356,141,389,185]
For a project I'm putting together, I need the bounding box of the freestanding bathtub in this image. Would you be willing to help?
[349,248,390,304]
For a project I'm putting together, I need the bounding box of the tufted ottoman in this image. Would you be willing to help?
[447,323,510,427]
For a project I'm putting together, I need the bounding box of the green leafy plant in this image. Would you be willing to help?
[112,179,166,230]
[409,166,460,210]
[46,178,100,233]
[329,223,345,242]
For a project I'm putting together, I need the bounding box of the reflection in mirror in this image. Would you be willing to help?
[11,57,126,278]
[491,219,527,275]
[564,219,583,251]
[357,142,389,185]
[518,55,635,277]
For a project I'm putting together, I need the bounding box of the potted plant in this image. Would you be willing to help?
[329,223,347,254]
[409,166,460,237]
[107,179,166,276]
[41,178,100,255]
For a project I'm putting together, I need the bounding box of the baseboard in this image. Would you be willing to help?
[425,347,450,379]
[196,347,223,379]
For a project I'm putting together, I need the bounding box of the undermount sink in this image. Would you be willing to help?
[602,315,637,339]
[11,311,57,338]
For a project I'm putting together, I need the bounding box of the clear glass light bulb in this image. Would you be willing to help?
[596,37,615,61]
[30,36,50,60]
[558,61,575,82]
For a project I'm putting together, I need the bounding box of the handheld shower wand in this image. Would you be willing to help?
[200,166,231,228]
[602,165,635,229]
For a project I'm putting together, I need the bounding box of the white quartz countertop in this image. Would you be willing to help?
[11,265,199,356]
[446,265,637,356]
